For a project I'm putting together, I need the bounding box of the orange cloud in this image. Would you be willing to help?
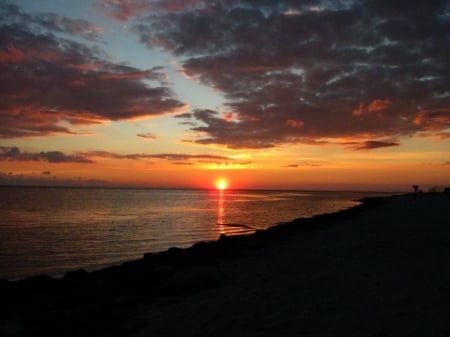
[368,99,392,112]
[222,111,237,121]
[352,103,365,116]
[353,99,392,116]
[414,109,450,131]
[286,119,304,128]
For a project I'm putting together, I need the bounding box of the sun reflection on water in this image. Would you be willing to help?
[217,190,226,235]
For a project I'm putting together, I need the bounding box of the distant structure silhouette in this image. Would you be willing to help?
[412,185,419,194]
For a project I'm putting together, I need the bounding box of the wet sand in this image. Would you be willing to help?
[1,193,449,336]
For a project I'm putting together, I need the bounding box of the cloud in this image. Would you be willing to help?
[82,150,251,166]
[282,161,322,168]
[137,132,158,139]
[181,109,282,149]
[85,150,228,161]
[33,13,103,40]
[131,0,450,149]
[99,68,165,80]
[348,140,400,151]
[286,119,305,128]
[0,171,109,187]
[1,2,102,40]
[353,99,393,116]
[0,3,185,138]
[436,132,450,140]
[413,109,450,131]
[0,147,94,163]
[1,146,250,166]
[174,112,192,119]
[98,0,152,21]
[99,0,204,21]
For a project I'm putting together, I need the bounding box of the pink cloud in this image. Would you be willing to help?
[0,43,25,63]
[99,0,151,21]
[0,43,63,64]
[99,0,203,21]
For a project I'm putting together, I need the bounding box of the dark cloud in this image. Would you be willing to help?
[282,161,322,168]
[0,171,109,187]
[33,13,103,40]
[133,0,450,149]
[0,2,102,40]
[137,132,158,139]
[1,146,245,166]
[84,150,226,161]
[349,140,400,150]
[181,109,282,149]
[0,147,94,163]
[174,112,193,119]
[82,150,250,165]
[0,3,185,138]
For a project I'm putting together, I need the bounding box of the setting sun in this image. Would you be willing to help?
[216,179,228,191]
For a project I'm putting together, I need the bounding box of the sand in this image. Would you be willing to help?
[1,193,449,336]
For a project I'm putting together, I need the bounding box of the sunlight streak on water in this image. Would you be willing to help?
[0,187,389,280]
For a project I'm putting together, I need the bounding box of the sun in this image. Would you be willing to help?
[216,179,228,191]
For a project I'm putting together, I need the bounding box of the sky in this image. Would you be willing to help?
[0,0,449,191]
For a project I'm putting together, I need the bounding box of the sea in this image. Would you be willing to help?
[0,186,391,280]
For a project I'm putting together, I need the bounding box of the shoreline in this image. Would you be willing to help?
[2,193,449,336]
[0,190,385,282]
[3,193,381,282]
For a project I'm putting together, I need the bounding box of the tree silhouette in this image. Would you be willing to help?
[412,185,419,193]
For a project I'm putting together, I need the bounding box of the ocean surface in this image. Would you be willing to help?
[0,187,390,280]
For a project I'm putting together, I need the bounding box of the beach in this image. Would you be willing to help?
[1,193,449,336]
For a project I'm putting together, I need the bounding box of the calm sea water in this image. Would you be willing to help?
[0,187,388,280]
